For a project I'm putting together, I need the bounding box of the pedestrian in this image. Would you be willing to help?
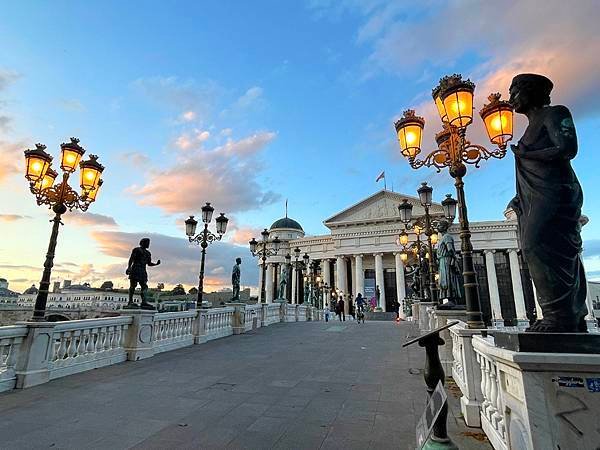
[348,294,355,321]
[337,296,345,322]
[325,305,330,322]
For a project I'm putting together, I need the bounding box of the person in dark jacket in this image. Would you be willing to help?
[336,297,345,321]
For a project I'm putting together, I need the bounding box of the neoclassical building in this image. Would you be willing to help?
[256,190,538,324]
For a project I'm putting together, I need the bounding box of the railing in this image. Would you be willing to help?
[244,305,262,332]
[285,304,297,322]
[473,337,507,450]
[297,305,307,321]
[49,316,132,380]
[202,307,234,341]
[265,304,281,325]
[0,325,28,392]
[451,327,465,390]
[153,311,195,353]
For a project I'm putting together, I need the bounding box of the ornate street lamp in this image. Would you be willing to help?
[24,138,104,321]
[249,230,280,302]
[394,74,514,328]
[185,202,229,308]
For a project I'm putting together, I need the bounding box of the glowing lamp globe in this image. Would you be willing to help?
[34,167,58,192]
[24,144,53,183]
[83,179,103,202]
[432,84,448,123]
[430,232,439,245]
[439,75,475,128]
[480,93,514,149]
[60,137,86,173]
[394,110,424,159]
[399,231,409,247]
[400,252,408,262]
[79,155,104,192]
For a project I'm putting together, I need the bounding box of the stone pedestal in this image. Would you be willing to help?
[194,308,209,344]
[228,303,246,335]
[15,322,56,389]
[124,310,156,361]
[473,335,600,450]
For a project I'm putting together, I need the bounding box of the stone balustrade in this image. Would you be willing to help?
[0,325,27,392]
[0,303,321,393]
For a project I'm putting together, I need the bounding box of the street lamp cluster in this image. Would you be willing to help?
[24,138,105,321]
[394,73,514,329]
[185,203,229,308]
[249,230,281,302]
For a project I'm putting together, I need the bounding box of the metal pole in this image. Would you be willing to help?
[32,204,66,321]
[451,162,484,329]
[197,223,208,308]
[261,255,267,303]
[424,206,439,304]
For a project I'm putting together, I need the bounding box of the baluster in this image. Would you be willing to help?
[484,359,494,420]
[477,354,489,414]
[488,362,499,419]
[75,330,86,357]
[0,343,8,369]
[5,340,18,375]
[119,325,127,348]
[57,333,68,360]
[97,328,105,352]
[86,329,95,354]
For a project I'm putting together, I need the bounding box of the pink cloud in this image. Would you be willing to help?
[0,140,25,184]
[64,211,118,227]
[128,131,279,215]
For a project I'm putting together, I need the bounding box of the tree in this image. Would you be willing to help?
[189,287,198,295]
[156,283,164,291]
[171,284,186,295]
[100,281,114,290]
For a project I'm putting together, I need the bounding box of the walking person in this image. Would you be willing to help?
[325,304,330,322]
[348,294,356,321]
[337,296,345,322]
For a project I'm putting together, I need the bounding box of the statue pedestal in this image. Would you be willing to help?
[123,310,156,361]
[228,303,246,335]
[493,331,600,354]
[472,334,600,450]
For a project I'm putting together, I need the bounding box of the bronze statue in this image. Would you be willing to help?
[508,73,587,332]
[436,220,463,306]
[231,257,241,301]
[278,264,288,300]
[125,238,161,309]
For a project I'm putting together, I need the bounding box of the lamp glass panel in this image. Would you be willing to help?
[249,239,257,253]
[201,204,214,223]
[80,166,101,191]
[430,233,439,245]
[26,155,50,182]
[185,217,198,236]
[434,95,448,123]
[399,232,409,246]
[83,185,100,202]
[397,123,422,158]
[61,148,83,173]
[400,252,408,262]
[215,215,228,234]
[443,90,473,128]
[483,108,513,146]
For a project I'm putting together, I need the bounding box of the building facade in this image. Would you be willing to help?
[256,190,537,325]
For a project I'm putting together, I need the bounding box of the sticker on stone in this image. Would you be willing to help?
[586,378,600,392]
[554,376,584,388]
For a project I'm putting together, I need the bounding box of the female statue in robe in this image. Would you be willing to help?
[436,220,463,305]
[508,73,587,332]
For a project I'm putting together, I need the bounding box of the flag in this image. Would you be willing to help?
[375,171,385,182]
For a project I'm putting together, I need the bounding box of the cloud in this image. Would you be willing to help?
[128,131,279,215]
[90,230,257,289]
[225,220,263,246]
[235,86,264,109]
[119,151,151,167]
[0,214,31,222]
[180,110,197,122]
[0,140,26,184]
[312,0,600,116]
[0,69,20,91]
[174,129,210,150]
[64,211,118,227]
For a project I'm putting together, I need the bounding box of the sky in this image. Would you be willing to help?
[1,0,599,294]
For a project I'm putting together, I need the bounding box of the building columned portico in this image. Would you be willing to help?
[257,190,537,325]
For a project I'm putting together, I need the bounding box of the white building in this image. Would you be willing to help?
[256,190,537,324]
[0,278,19,304]
[18,287,139,311]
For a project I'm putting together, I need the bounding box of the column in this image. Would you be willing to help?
[265,263,274,303]
[322,259,331,288]
[508,249,527,320]
[374,253,386,312]
[394,253,406,319]
[354,255,364,297]
[336,256,348,315]
[257,262,264,303]
[291,265,297,304]
[350,257,356,296]
[484,250,503,323]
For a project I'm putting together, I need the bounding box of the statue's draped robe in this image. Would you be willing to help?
[513,105,587,328]
[129,247,151,282]
[437,233,463,302]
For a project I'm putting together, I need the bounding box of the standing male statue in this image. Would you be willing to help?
[436,220,463,306]
[231,257,242,301]
[508,73,587,332]
[278,264,288,300]
[125,238,161,309]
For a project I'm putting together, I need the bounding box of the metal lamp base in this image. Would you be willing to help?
[422,436,458,450]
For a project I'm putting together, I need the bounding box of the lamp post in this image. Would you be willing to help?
[397,218,428,301]
[394,74,514,329]
[24,138,104,321]
[249,230,281,302]
[293,247,302,303]
[185,203,229,308]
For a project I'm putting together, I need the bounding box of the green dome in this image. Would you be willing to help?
[270,217,303,231]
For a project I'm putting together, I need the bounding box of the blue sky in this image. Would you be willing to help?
[1,0,599,292]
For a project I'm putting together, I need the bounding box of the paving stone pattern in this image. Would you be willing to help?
[0,320,490,449]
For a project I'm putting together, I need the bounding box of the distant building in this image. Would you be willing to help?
[18,284,140,310]
[0,278,19,304]
[589,281,600,312]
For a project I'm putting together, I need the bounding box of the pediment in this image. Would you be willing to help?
[324,190,444,227]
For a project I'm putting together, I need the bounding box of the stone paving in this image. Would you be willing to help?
[0,320,490,449]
